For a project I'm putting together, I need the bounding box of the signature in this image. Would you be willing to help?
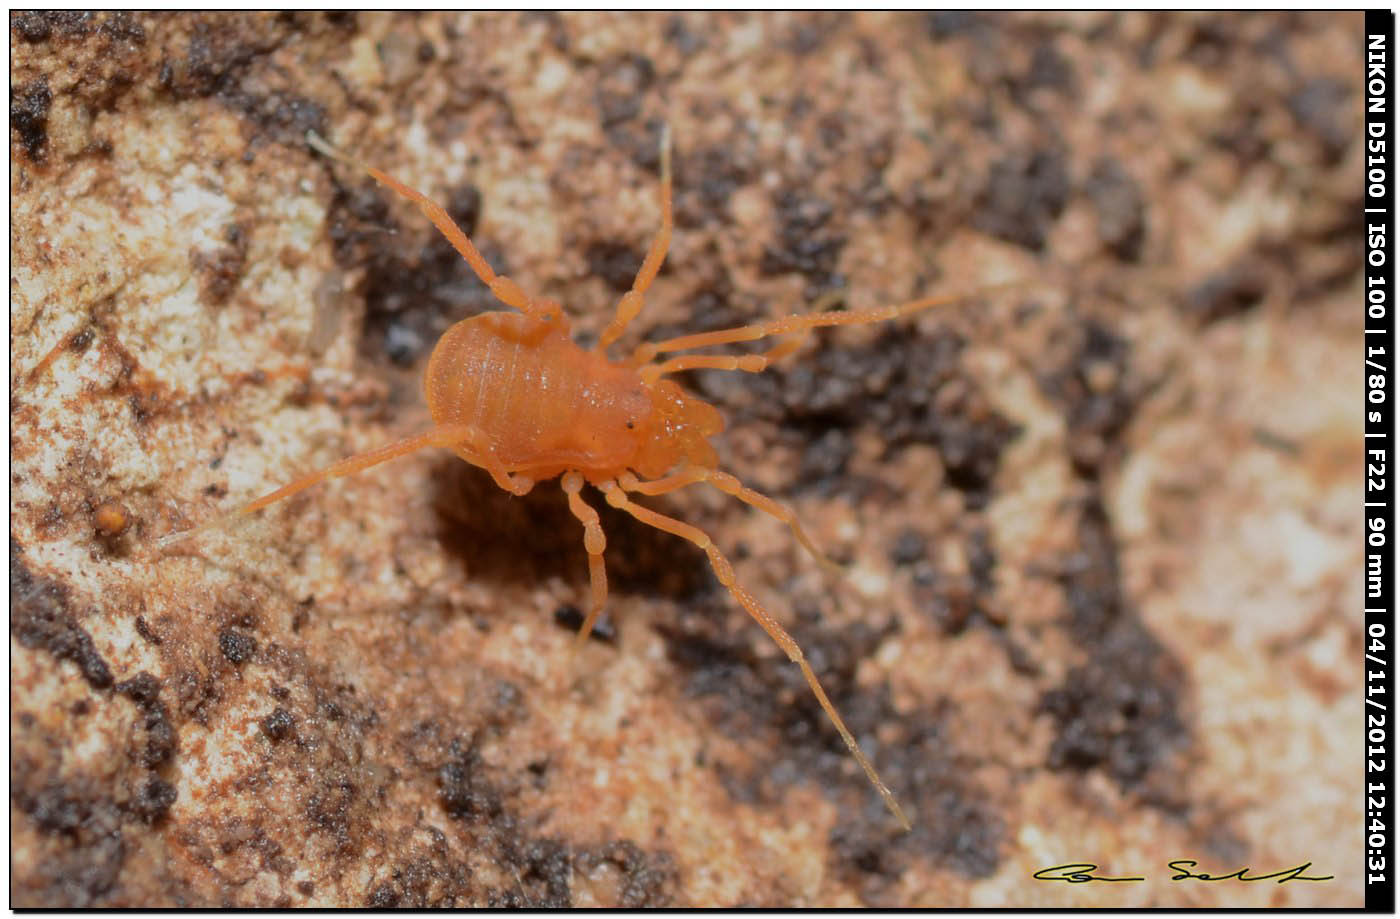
[1034,861,1334,885]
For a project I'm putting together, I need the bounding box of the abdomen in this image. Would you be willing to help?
[423,313,647,473]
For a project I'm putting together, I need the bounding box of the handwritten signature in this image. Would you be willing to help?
[1033,861,1334,885]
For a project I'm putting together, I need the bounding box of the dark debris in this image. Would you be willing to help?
[697,326,1019,504]
[1039,497,1188,789]
[552,603,618,644]
[190,222,250,306]
[10,76,52,162]
[972,149,1071,251]
[218,629,259,664]
[115,671,178,768]
[1037,316,1138,478]
[1086,157,1146,262]
[261,707,297,742]
[336,179,494,367]
[759,188,848,299]
[655,603,1003,891]
[11,10,96,43]
[12,540,114,689]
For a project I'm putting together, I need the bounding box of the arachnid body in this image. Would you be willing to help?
[173,129,1001,832]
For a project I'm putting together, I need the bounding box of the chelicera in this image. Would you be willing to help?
[177,129,992,831]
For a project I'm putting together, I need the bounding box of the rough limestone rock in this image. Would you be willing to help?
[12,11,1363,907]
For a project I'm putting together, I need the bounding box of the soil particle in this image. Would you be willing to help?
[759,189,847,299]
[972,149,1071,251]
[1183,260,1270,325]
[11,559,181,904]
[1085,157,1146,261]
[1289,77,1354,163]
[1037,316,1137,479]
[888,528,928,567]
[260,707,296,742]
[191,223,250,307]
[437,738,504,822]
[133,616,162,645]
[586,239,648,294]
[1023,41,1076,95]
[406,729,675,907]
[365,882,398,907]
[663,15,706,57]
[218,629,259,664]
[925,11,985,39]
[489,837,573,908]
[675,144,752,225]
[595,53,663,171]
[157,17,286,100]
[596,53,655,130]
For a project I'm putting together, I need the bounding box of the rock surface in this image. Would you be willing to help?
[12,11,1363,907]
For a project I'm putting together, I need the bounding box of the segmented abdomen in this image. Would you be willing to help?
[423,313,646,471]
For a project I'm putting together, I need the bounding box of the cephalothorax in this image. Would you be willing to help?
[175,128,995,831]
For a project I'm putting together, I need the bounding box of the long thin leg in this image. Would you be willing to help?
[597,125,672,350]
[242,423,499,513]
[307,131,552,322]
[597,481,911,830]
[639,331,810,383]
[561,471,609,647]
[630,279,1028,365]
[617,465,837,575]
[154,423,501,552]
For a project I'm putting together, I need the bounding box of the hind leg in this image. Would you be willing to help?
[156,423,505,553]
[242,423,505,514]
[597,480,911,830]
